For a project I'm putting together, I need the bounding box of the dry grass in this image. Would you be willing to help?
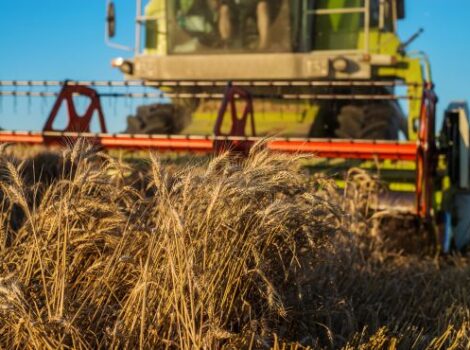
[0,142,469,349]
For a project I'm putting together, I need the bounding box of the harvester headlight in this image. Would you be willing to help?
[111,57,134,75]
[332,57,349,73]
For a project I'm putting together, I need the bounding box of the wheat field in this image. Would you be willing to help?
[0,141,469,349]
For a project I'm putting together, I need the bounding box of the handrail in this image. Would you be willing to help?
[310,7,368,15]
[105,0,133,52]
[305,0,371,53]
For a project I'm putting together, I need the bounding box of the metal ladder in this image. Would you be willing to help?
[303,0,371,53]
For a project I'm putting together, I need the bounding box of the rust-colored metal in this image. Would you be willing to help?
[43,83,107,134]
[213,83,256,154]
[416,86,438,220]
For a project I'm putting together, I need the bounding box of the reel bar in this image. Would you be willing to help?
[0,79,420,88]
[0,90,418,101]
[0,130,418,161]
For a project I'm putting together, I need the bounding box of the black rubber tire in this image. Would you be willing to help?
[335,102,402,140]
[125,103,191,135]
[125,115,145,134]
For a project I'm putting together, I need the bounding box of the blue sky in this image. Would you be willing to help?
[0,1,469,132]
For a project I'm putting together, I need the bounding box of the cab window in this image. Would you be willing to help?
[166,0,292,54]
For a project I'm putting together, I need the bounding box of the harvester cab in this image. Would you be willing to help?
[108,0,418,140]
[109,0,406,76]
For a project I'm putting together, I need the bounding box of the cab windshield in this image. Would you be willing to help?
[166,0,291,54]
[151,0,397,54]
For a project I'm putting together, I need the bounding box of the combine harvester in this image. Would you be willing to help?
[0,0,468,251]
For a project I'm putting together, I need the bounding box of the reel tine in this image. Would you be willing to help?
[141,86,148,110]
[124,83,130,109]
[40,87,47,114]
[261,95,266,121]
[113,90,118,116]
[108,84,113,108]
[296,98,301,123]
[129,88,134,113]
[13,83,18,114]
[27,92,32,115]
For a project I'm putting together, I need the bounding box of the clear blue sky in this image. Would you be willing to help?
[0,1,469,132]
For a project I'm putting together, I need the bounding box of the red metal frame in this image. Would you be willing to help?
[416,85,438,220]
[43,83,107,134]
[213,83,256,153]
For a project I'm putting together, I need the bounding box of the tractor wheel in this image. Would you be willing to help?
[335,102,403,140]
[125,114,146,134]
[125,103,192,135]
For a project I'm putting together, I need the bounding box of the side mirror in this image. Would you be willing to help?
[396,0,405,19]
[107,1,116,38]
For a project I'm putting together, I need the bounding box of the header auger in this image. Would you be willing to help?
[0,0,469,251]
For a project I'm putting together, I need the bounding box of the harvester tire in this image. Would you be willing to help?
[335,103,402,140]
[125,103,191,135]
[125,115,145,134]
